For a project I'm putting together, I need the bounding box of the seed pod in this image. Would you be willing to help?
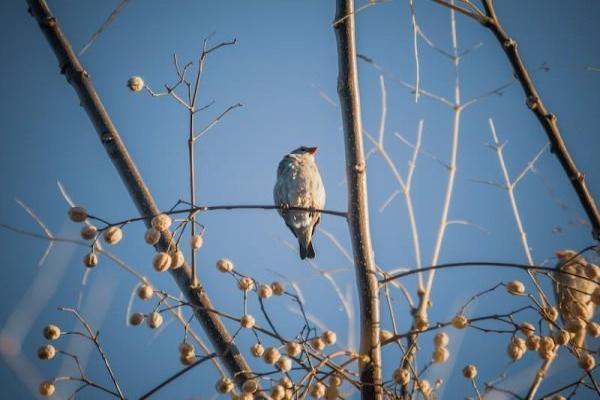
[242,379,258,394]
[286,342,302,357]
[322,330,337,345]
[329,374,343,387]
[309,382,325,399]
[147,312,163,329]
[250,343,264,357]
[216,258,234,273]
[127,76,145,92]
[434,332,449,347]
[39,381,55,397]
[258,284,273,299]
[280,376,293,389]
[451,314,468,329]
[311,337,325,351]
[578,353,596,371]
[506,280,525,295]
[216,377,234,394]
[80,225,97,240]
[276,356,292,372]
[129,313,144,326]
[170,250,185,269]
[241,314,255,329]
[153,252,171,272]
[519,322,535,337]
[432,347,450,363]
[191,234,203,250]
[380,329,394,342]
[392,368,410,385]
[238,277,254,291]
[37,344,56,360]
[525,335,541,351]
[507,342,525,361]
[263,347,281,364]
[180,354,195,365]
[463,364,477,379]
[68,206,88,222]
[144,228,161,245]
[271,281,285,295]
[103,226,123,245]
[43,324,61,341]
[151,214,172,231]
[83,252,98,268]
[137,284,153,300]
[538,336,557,360]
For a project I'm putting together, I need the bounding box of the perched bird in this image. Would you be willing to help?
[553,250,599,349]
[274,146,326,259]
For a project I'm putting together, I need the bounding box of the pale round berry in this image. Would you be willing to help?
[242,379,258,394]
[179,342,195,357]
[37,344,56,360]
[43,325,61,341]
[68,206,88,222]
[311,337,325,351]
[506,280,525,295]
[587,322,600,338]
[241,314,255,329]
[462,364,477,379]
[127,76,145,92]
[276,356,292,372]
[83,252,98,268]
[286,342,302,357]
[279,376,293,389]
[392,368,410,385]
[103,226,123,245]
[329,374,343,387]
[250,343,264,357]
[258,284,273,299]
[39,381,55,397]
[507,342,525,361]
[322,330,337,345]
[271,385,285,400]
[129,313,144,326]
[543,306,558,322]
[216,258,234,273]
[153,252,171,272]
[238,277,254,291]
[309,382,326,398]
[151,214,171,231]
[180,354,195,365]
[144,228,161,245]
[80,225,97,240]
[519,322,535,337]
[578,353,596,371]
[525,335,541,351]
[147,312,163,329]
[451,314,468,329]
[263,347,281,364]
[434,332,449,347]
[137,284,153,300]
[554,329,571,346]
[170,250,185,269]
[271,281,285,295]
[216,377,234,394]
[432,347,449,363]
[191,234,203,250]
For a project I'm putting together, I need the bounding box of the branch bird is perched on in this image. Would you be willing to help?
[274,146,326,259]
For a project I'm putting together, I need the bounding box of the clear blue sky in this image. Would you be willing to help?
[1,1,599,398]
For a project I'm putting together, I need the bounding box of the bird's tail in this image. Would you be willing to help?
[300,241,316,259]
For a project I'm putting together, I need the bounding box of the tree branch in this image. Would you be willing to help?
[26,0,256,389]
[334,1,382,398]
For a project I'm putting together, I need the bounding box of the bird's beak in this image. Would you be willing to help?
[307,147,318,155]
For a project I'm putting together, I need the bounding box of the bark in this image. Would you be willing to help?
[334,1,383,398]
[26,0,255,389]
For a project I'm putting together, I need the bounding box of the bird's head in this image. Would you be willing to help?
[555,249,578,260]
[291,146,318,157]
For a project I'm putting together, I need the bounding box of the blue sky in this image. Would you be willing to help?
[1,1,599,398]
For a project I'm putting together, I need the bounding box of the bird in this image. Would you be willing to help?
[274,146,326,259]
[553,250,598,349]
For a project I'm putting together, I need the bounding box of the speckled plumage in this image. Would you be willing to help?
[274,146,326,259]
